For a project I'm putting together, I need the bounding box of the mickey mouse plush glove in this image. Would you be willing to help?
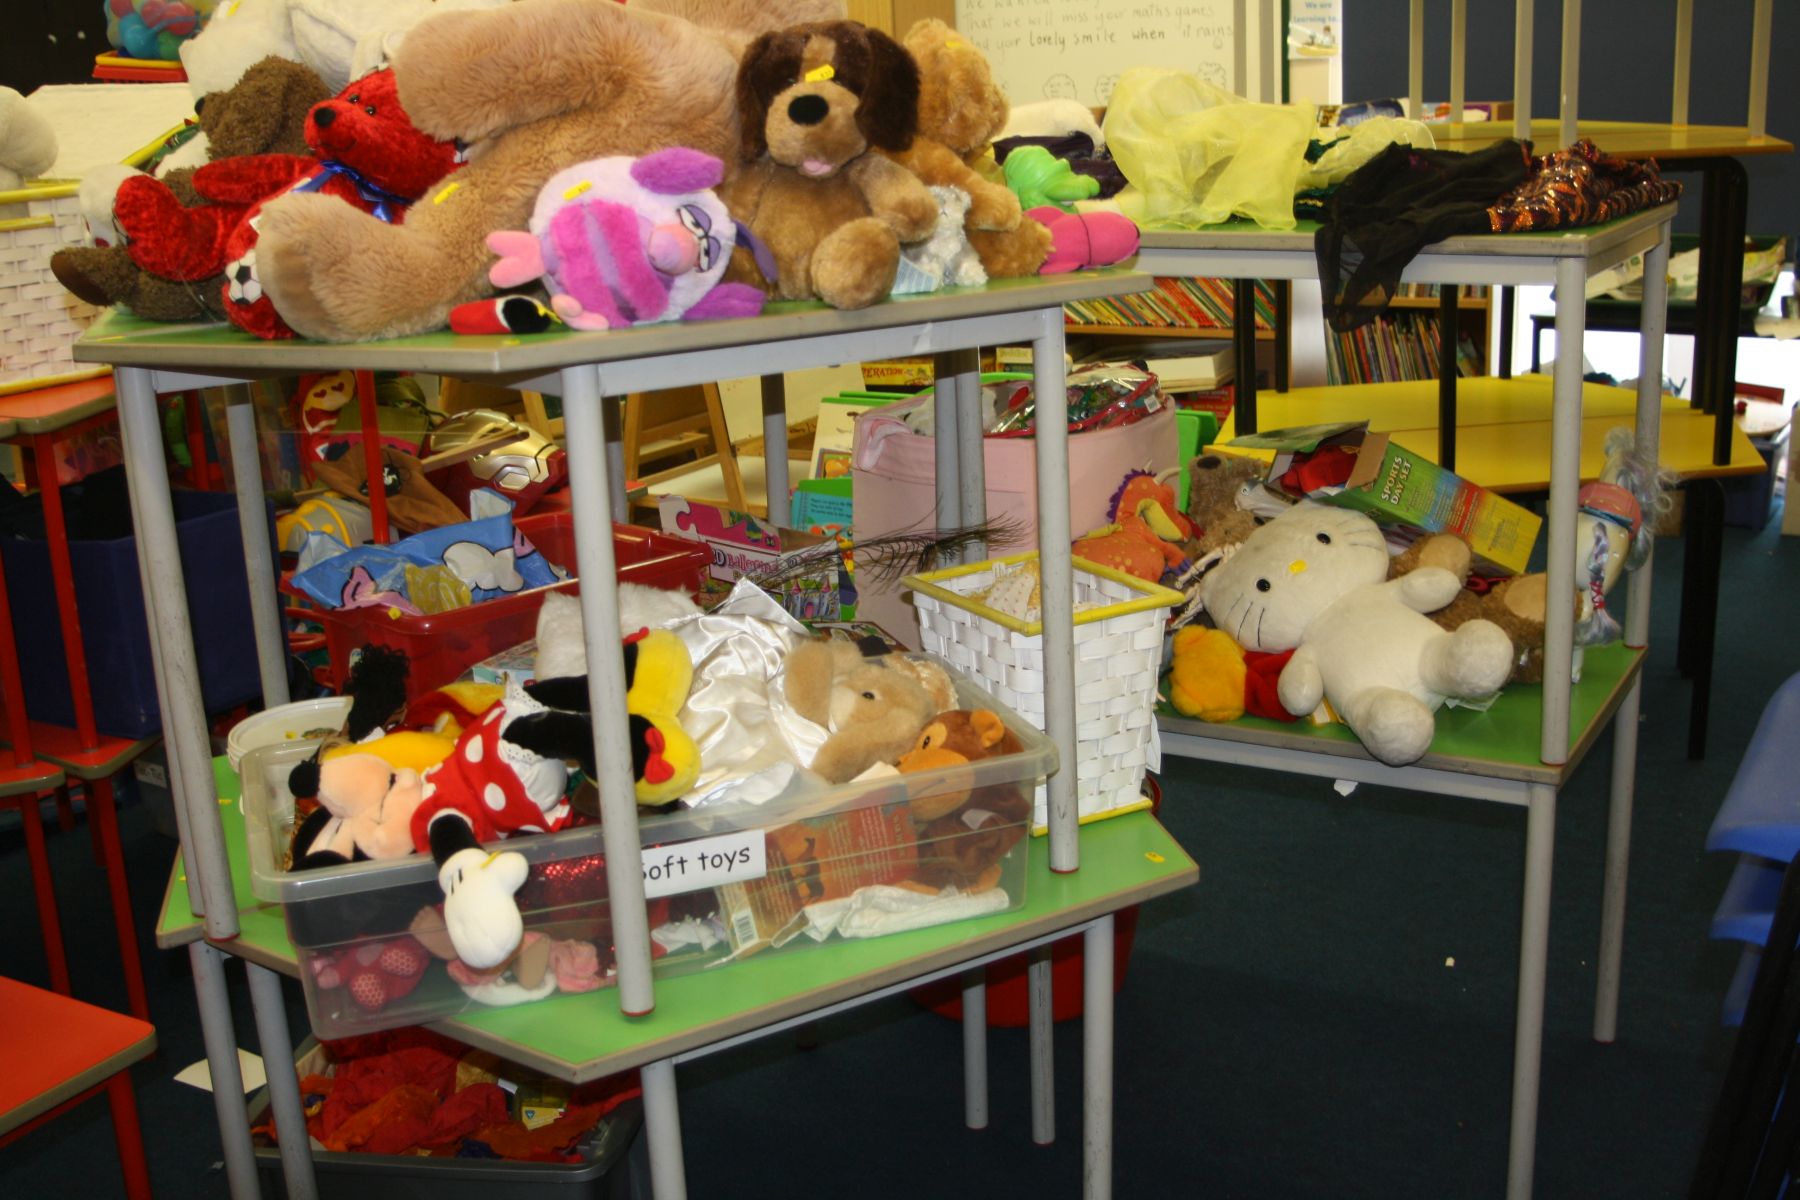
[438,847,529,969]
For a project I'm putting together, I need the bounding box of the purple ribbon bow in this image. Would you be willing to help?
[292,160,414,223]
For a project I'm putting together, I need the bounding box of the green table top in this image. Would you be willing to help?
[1159,642,1645,787]
[159,759,1199,1081]
[74,268,1152,378]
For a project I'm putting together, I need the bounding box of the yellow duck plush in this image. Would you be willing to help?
[1167,626,1247,722]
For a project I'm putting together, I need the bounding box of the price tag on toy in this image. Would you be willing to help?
[642,830,768,899]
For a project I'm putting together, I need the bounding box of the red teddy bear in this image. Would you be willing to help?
[114,69,463,339]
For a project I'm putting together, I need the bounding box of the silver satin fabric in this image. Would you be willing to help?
[660,579,829,809]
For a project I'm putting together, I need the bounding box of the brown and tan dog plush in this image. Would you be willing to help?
[785,636,956,783]
[897,709,1030,891]
[721,19,938,309]
[248,0,846,342]
[49,57,331,322]
[885,18,1052,279]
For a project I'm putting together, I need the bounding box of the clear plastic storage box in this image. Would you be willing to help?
[241,660,1056,1037]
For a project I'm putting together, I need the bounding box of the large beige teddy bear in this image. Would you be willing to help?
[254,0,844,342]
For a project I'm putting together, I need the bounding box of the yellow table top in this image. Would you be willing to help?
[1431,119,1794,161]
[1220,377,1767,491]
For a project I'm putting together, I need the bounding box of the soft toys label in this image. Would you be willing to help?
[641,829,767,900]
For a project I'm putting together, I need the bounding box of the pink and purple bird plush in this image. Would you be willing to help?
[484,148,765,331]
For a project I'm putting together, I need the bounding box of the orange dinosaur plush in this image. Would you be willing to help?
[1072,469,1197,583]
[897,709,1030,892]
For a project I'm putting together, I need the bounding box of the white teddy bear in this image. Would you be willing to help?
[0,87,57,192]
[893,185,988,294]
[1199,502,1515,766]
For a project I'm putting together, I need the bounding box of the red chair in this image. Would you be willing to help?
[0,976,156,1198]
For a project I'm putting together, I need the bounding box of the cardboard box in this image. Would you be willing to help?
[1230,421,1542,576]
[657,495,845,619]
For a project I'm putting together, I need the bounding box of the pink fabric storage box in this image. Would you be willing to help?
[851,397,1176,647]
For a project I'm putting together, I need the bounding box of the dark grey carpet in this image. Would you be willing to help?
[2,502,1796,1198]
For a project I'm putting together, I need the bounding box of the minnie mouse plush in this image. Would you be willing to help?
[414,622,702,969]
[113,67,464,338]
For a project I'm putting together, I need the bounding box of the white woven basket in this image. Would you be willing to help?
[905,552,1183,831]
[0,185,102,391]
[0,89,194,394]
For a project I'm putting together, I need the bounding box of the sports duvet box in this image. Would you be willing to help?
[240,660,1052,1038]
[1233,420,1542,576]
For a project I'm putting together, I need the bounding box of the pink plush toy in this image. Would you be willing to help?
[1030,205,1140,275]
[484,147,766,331]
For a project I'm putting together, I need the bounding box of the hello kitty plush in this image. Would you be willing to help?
[1198,503,1515,766]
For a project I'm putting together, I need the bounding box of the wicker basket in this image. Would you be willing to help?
[0,94,192,394]
[0,183,103,392]
[905,552,1183,830]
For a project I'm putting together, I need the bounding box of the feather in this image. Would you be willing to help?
[747,515,1029,591]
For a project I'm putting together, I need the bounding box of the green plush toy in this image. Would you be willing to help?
[1002,146,1100,211]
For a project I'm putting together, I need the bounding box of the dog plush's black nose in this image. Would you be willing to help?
[313,106,336,128]
[787,94,828,126]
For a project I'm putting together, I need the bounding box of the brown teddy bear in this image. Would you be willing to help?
[896,709,1030,891]
[249,0,844,342]
[720,19,938,309]
[882,18,1052,279]
[1389,534,1558,685]
[1185,451,1267,557]
[784,635,955,783]
[48,56,331,322]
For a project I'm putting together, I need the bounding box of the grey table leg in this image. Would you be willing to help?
[1029,945,1055,1145]
[225,394,289,708]
[642,1057,687,1199]
[1508,783,1558,1200]
[115,367,236,934]
[761,375,789,527]
[932,352,966,533]
[561,363,655,1016]
[191,942,261,1199]
[115,396,199,915]
[246,962,315,1199]
[1595,222,1669,1042]
[1083,915,1115,1199]
[602,396,629,524]
[962,968,989,1130]
[1595,673,1641,1045]
[953,357,986,562]
[1030,310,1079,870]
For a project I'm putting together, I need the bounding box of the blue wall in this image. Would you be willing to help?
[1341,0,1798,240]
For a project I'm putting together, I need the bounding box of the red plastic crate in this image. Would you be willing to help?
[305,513,707,700]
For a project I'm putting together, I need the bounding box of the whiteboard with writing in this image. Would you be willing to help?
[955,0,1237,108]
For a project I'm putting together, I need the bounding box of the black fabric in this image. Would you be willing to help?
[1315,139,1530,332]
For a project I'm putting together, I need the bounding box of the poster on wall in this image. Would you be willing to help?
[1288,0,1340,59]
[954,0,1235,108]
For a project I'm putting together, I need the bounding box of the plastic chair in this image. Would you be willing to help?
[1694,672,1800,1197]
[1691,852,1800,1199]
[0,976,156,1198]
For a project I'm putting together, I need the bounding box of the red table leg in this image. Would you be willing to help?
[87,774,149,1023]
[30,431,99,750]
[15,792,72,996]
[104,1070,153,1200]
[0,503,36,766]
[54,783,76,834]
[183,390,210,490]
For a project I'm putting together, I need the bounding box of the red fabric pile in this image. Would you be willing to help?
[256,1027,639,1161]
